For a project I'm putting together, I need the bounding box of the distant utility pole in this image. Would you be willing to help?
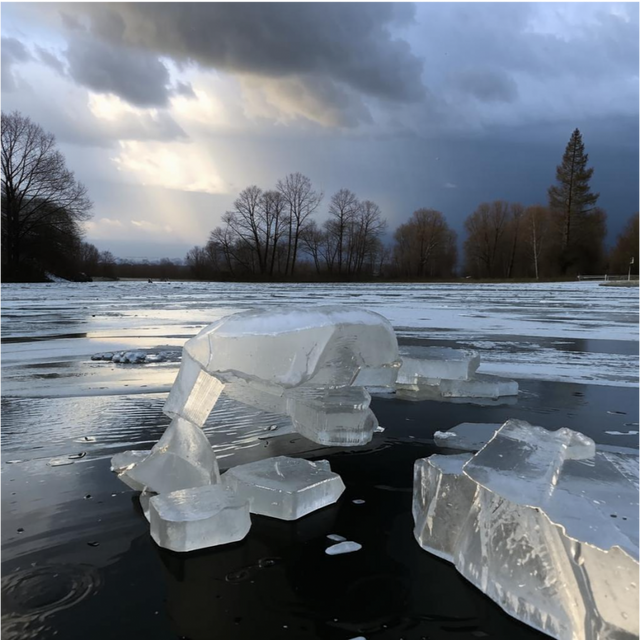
[629,257,635,282]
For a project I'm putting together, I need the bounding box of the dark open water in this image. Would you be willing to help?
[2,380,638,640]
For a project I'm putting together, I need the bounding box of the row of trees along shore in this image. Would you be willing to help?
[187,128,636,280]
[1,110,637,282]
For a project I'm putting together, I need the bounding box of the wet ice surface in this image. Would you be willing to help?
[1,281,638,640]
[1,281,638,393]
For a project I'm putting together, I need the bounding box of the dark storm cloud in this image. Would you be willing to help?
[65,35,173,108]
[451,68,518,104]
[62,2,424,118]
[1,37,31,92]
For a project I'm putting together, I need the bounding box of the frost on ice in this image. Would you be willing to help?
[413,420,639,640]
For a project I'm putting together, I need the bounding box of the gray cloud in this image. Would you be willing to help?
[173,80,195,98]
[57,3,424,124]
[451,68,518,104]
[1,37,32,92]
[65,35,172,107]
[35,45,66,75]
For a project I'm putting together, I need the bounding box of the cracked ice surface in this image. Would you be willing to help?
[413,420,639,640]
[222,456,345,520]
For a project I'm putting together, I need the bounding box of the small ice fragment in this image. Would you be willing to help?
[68,452,86,460]
[325,541,362,555]
[286,387,378,446]
[352,499,365,505]
[110,449,151,474]
[48,458,74,467]
[438,374,518,399]
[222,456,345,520]
[76,436,97,443]
[398,347,480,383]
[327,534,347,542]
[149,485,251,552]
[118,418,219,493]
[374,425,385,433]
[605,430,639,436]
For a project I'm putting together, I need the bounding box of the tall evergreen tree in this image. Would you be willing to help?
[548,129,599,259]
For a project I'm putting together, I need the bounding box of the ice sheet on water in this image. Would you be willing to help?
[222,456,345,520]
[149,485,251,552]
[116,417,219,493]
[413,420,638,640]
[398,347,480,384]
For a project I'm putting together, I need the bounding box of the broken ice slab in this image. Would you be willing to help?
[181,305,399,388]
[149,485,251,552]
[116,417,220,493]
[413,420,638,640]
[222,456,345,520]
[286,386,378,446]
[352,362,402,391]
[412,453,475,561]
[438,374,518,398]
[397,347,480,384]
[164,353,225,426]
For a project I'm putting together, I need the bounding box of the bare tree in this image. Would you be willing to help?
[1,111,92,277]
[223,186,265,274]
[276,173,322,276]
[393,208,456,278]
[463,201,511,278]
[327,188,360,276]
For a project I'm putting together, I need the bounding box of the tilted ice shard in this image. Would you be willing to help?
[413,420,639,640]
[149,485,251,552]
[222,456,345,520]
[398,347,480,384]
[438,374,518,399]
[116,417,219,493]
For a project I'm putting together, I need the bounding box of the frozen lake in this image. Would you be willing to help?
[1,280,638,640]
[2,280,638,396]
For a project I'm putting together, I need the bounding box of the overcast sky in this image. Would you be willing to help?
[2,2,638,259]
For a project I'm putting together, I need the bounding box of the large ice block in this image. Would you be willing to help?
[222,456,345,520]
[398,347,480,385]
[117,417,220,493]
[149,485,251,552]
[413,420,639,640]
[181,306,400,388]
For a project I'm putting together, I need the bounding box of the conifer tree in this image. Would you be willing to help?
[548,128,599,255]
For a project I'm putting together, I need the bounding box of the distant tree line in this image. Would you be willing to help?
[2,112,636,282]
[186,129,635,281]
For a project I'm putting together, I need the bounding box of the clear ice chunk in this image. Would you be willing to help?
[117,417,219,493]
[413,420,638,640]
[285,386,378,446]
[149,485,251,552]
[398,347,480,384]
[164,353,225,426]
[111,449,151,473]
[222,456,345,520]
[434,422,522,452]
[183,305,399,388]
[438,374,518,398]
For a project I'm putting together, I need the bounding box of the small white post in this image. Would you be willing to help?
[629,257,634,282]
